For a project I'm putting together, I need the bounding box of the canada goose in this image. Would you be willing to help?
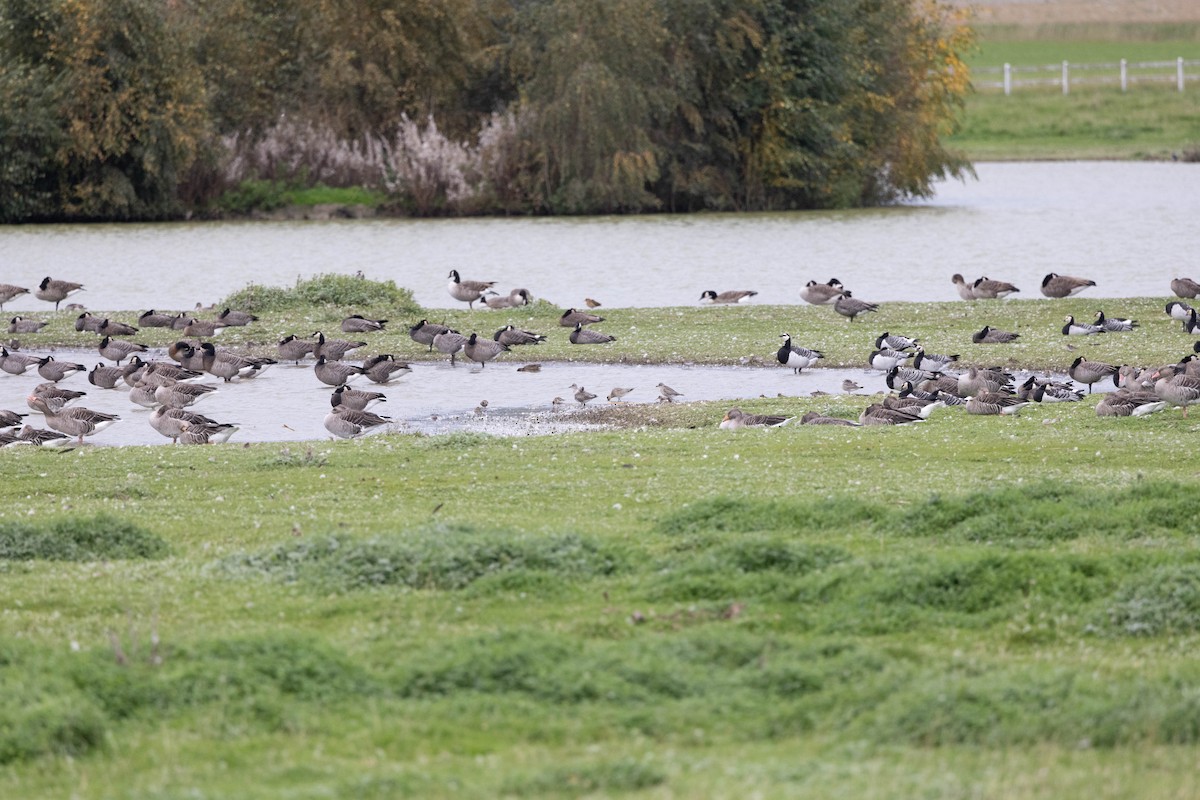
[312,331,365,361]
[1096,388,1167,417]
[0,284,29,309]
[409,319,451,350]
[834,291,878,321]
[277,334,316,364]
[98,318,139,337]
[177,420,240,445]
[494,325,546,346]
[912,347,959,374]
[700,290,757,304]
[719,407,792,428]
[776,333,823,374]
[1150,364,1200,417]
[36,356,85,382]
[87,363,125,390]
[199,342,275,381]
[607,387,634,402]
[800,278,845,305]
[483,289,532,309]
[314,356,366,386]
[966,390,1029,416]
[1062,315,1105,336]
[875,332,919,351]
[75,312,104,333]
[447,269,496,308]
[569,384,596,406]
[951,273,976,300]
[168,341,208,372]
[869,349,911,371]
[98,336,148,364]
[1166,301,1193,321]
[15,424,70,447]
[463,333,509,368]
[1069,356,1119,394]
[8,316,47,334]
[154,380,218,410]
[1040,272,1096,298]
[1094,310,1137,332]
[324,406,391,438]
[432,331,469,365]
[183,318,227,338]
[340,314,387,333]
[972,325,1020,344]
[656,383,684,403]
[217,308,258,326]
[560,308,604,327]
[569,322,615,344]
[859,403,924,425]
[331,384,386,411]
[35,277,84,310]
[361,354,411,384]
[0,347,40,375]
[27,395,117,443]
[1171,277,1200,299]
[972,276,1020,299]
[149,406,229,443]
[799,411,861,426]
[170,313,194,330]
[137,309,175,328]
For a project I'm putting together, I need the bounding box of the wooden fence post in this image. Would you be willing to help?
[1120,59,1127,92]
[1004,63,1011,96]
[1180,57,1186,92]
[1062,60,1070,95]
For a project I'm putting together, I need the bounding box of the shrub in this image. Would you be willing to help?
[1099,564,1200,636]
[0,514,168,561]
[220,273,419,314]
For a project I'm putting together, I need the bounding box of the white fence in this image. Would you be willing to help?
[975,57,1199,95]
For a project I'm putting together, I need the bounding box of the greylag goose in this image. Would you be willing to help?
[957,366,1011,397]
[137,309,175,328]
[149,406,231,443]
[951,273,976,300]
[972,325,1020,344]
[8,316,47,334]
[799,411,860,426]
[700,290,757,304]
[483,289,531,309]
[1171,277,1200,299]
[447,269,496,308]
[0,409,26,429]
[882,394,944,419]
[16,424,70,447]
[99,336,148,364]
[154,380,218,409]
[340,314,387,333]
[494,325,546,346]
[569,384,596,406]
[28,383,86,413]
[800,279,844,305]
[0,284,29,309]
[277,334,315,364]
[361,354,411,384]
[560,308,604,327]
[409,319,450,350]
[432,331,469,365]
[972,276,1019,299]
[1062,315,1105,336]
[777,333,823,374]
[36,356,85,382]
[28,395,117,443]
[216,308,257,326]
[606,387,634,402]
[35,277,83,310]
[834,291,878,321]
[1069,356,1119,393]
[719,407,792,428]
[315,356,366,386]
[1150,365,1200,417]
[177,420,240,444]
[569,323,615,344]
[312,331,365,361]
[1040,272,1095,298]
[324,406,391,438]
[128,381,160,409]
[1094,310,1137,332]
[859,403,924,425]
[1096,388,1166,417]
[331,384,386,411]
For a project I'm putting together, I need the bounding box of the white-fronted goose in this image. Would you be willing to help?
[409,319,451,350]
[9,316,47,334]
[912,347,959,374]
[1062,315,1105,336]
[569,323,615,344]
[177,420,240,445]
[447,269,496,308]
[433,331,469,365]
[28,383,86,413]
[972,325,1019,344]
[869,349,911,371]
[494,325,546,346]
[0,347,40,375]
[966,390,1029,416]
[315,356,366,387]
[35,277,83,310]
[324,406,391,438]
[777,333,823,374]
[483,289,532,309]
[361,354,411,384]
[1040,272,1095,298]
[28,395,117,443]
[1096,388,1166,417]
[98,318,138,336]
[719,407,792,428]
[972,276,1020,299]
[875,332,918,351]
[1171,277,1200,299]
[700,290,757,304]
[217,308,257,326]
[859,403,924,425]
[312,331,365,361]
[87,363,125,390]
[951,274,976,300]
[1094,310,1137,332]
[154,380,218,410]
[199,342,274,381]
[1166,301,1193,321]
[799,411,860,426]
[36,356,85,382]
[0,284,29,309]
[341,314,387,333]
[560,308,604,327]
[569,384,596,406]
[75,312,104,333]
[277,334,316,364]
[800,279,844,305]
[607,387,633,402]
[331,384,386,411]
[656,383,684,403]
[1069,356,1119,393]
[16,424,70,447]
[834,291,878,321]
[99,336,148,364]
[138,309,175,328]
[1151,365,1200,417]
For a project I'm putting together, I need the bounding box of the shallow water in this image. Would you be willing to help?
[0,162,1194,313]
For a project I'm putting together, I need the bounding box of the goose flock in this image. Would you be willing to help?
[1,268,1198,446]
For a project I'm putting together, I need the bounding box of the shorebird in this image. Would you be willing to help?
[656,383,684,403]
[699,290,757,304]
[35,277,83,310]
[842,379,862,393]
[447,269,496,308]
[569,384,597,406]
[776,333,823,374]
[607,387,634,402]
[800,279,844,305]
[1040,272,1096,298]
[584,298,602,308]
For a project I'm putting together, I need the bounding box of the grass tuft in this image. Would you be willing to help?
[220,273,418,314]
[502,758,667,796]
[0,514,168,561]
[1099,564,1200,636]
[657,496,884,536]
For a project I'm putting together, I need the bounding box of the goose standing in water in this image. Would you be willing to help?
[463,333,509,367]
[277,334,316,363]
[99,336,148,364]
[315,356,366,387]
[606,387,634,402]
[36,356,85,382]
[312,331,365,361]
[409,319,451,351]
[361,354,411,384]
[28,395,118,443]
[432,331,469,365]
[447,269,496,308]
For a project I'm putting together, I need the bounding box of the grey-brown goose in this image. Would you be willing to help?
[799,411,860,426]
[719,407,791,428]
[972,276,1019,299]
[0,284,29,309]
[9,316,47,334]
[312,331,365,361]
[98,318,139,337]
[1150,365,1200,417]
[1040,272,1095,298]
[972,325,1020,344]
[464,333,509,367]
[859,403,924,425]
[35,277,84,310]
[432,331,469,365]
[277,334,316,364]
[1171,277,1200,299]
[128,381,160,408]
[494,325,546,346]
[834,291,878,321]
[170,312,194,330]
[331,384,386,411]
[965,390,1029,416]
[883,393,945,419]
[957,366,1011,397]
[569,384,596,406]
[143,361,204,386]
[700,290,757,304]
[88,363,125,390]
[560,308,604,327]
[16,424,70,447]
[176,420,240,444]
[183,318,227,338]
[149,406,234,443]
[1069,356,1119,394]
[0,347,40,375]
[168,341,208,372]
[1096,388,1166,417]
[154,380,218,410]
[75,312,105,333]
[37,356,85,382]
[138,309,176,328]
[361,354,411,384]
[0,409,26,430]
[99,336,148,364]
[324,406,391,438]
[199,342,275,381]
[315,356,365,387]
[569,322,615,344]
[409,319,450,350]
[483,289,531,309]
[447,269,496,308]
[341,314,386,333]
[28,395,117,443]
[800,279,844,305]
[28,383,86,413]
[951,273,976,300]
[216,308,257,326]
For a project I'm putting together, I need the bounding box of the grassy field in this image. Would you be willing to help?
[3,274,1200,798]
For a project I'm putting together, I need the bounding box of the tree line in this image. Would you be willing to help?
[0,0,974,222]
